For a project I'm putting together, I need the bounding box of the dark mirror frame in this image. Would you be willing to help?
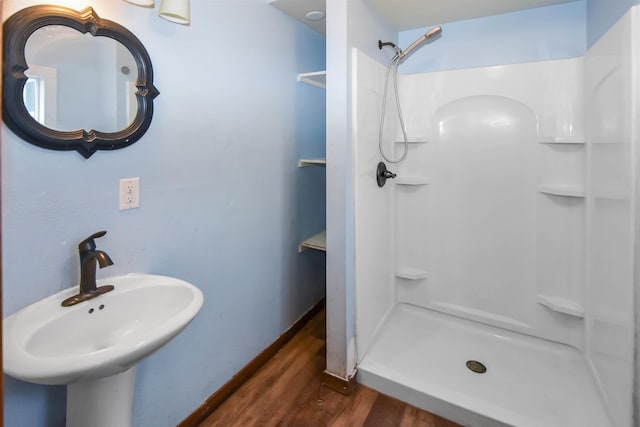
[2,5,159,158]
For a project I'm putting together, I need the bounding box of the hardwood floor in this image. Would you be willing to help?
[199,308,460,427]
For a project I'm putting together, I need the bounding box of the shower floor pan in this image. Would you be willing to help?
[357,303,611,427]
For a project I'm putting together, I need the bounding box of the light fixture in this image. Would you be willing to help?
[123,0,190,25]
[159,0,190,25]
[304,10,325,21]
[123,0,154,7]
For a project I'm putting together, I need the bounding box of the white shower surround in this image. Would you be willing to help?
[354,7,637,427]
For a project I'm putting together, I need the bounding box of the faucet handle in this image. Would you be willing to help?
[78,230,107,252]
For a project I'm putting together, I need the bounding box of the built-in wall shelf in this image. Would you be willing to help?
[298,71,326,89]
[537,136,586,144]
[298,158,326,167]
[536,294,584,318]
[395,176,430,186]
[395,136,429,143]
[538,185,585,198]
[396,267,429,280]
[296,65,326,257]
[299,230,326,253]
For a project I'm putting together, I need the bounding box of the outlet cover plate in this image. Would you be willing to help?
[119,177,140,210]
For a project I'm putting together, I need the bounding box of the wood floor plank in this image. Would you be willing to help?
[242,340,325,427]
[433,414,463,427]
[201,333,322,426]
[399,405,436,427]
[208,339,323,426]
[362,393,407,427]
[198,308,461,427]
[326,386,378,427]
[273,347,342,427]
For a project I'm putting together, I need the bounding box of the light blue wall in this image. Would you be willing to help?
[587,0,639,46]
[397,0,586,74]
[398,0,640,73]
[2,1,325,426]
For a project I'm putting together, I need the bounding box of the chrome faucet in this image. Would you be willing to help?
[61,231,115,307]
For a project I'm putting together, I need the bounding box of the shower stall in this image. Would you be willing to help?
[351,6,637,427]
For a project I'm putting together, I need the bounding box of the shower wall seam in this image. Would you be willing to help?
[628,169,637,427]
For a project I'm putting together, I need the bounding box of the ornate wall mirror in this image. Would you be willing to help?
[3,5,159,158]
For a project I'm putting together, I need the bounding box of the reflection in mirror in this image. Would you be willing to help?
[23,76,44,122]
[24,26,138,133]
[3,5,159,158]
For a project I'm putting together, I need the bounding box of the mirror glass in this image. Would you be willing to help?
[24,25,138,133]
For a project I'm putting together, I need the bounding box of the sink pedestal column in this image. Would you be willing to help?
[66,367,136,427]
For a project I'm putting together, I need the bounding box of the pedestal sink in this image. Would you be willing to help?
[3,273,204,427]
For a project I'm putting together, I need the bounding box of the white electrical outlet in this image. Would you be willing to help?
[119,177,140,210]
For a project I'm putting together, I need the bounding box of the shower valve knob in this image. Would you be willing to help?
[377,162,396,188]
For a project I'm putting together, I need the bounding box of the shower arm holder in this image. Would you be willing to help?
[378,40,401,56]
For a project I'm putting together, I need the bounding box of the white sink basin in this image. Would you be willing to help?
[3,273,203,385]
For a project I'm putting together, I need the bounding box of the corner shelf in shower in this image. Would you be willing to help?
[299,230,326,253]
[297,71,326,89]
[538,185,585,198]
[298,158,326,167]
[536,294,584,318]
[396,267,429,280]
[395,176,430,186]
[395,136,429,143]
[536,136,586,144]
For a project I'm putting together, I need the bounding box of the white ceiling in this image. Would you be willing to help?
[268,0,326,34]
[269,0,580,35]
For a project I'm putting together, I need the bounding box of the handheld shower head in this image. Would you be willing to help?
[425,25,443,39]
[399,26,442,60]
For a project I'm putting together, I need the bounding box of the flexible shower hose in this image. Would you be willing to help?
[379,55,409,164]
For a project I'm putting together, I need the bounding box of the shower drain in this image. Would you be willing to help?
[466,360,487,374]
